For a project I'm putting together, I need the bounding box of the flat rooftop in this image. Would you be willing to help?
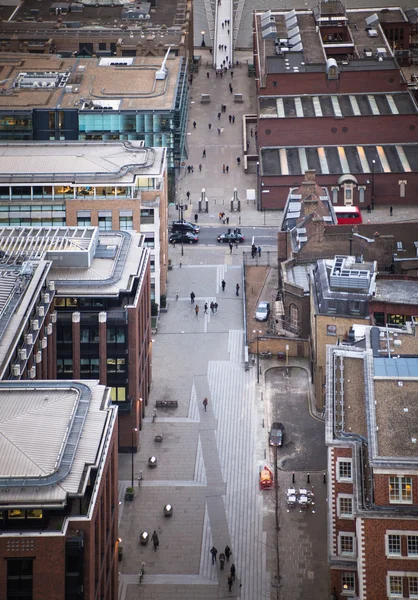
[0,380,111,508]
[0,54,182,111]
[256,8,401,75]
[0,142,165,183]
[374,280,418,305]
[259,92,418,118]
[261,143,418,177]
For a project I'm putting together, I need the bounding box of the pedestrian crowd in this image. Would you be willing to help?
[210,545,236,592]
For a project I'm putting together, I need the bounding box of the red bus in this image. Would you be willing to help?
[334,206,363,225]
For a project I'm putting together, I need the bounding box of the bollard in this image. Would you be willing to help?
[292,472,295,484]
[179,261,182,268]
[323,472,327,484]
[307,473,310,484]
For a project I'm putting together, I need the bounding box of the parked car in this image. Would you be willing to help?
[269,422,285,447]
[255,301,270,321]
[171,220,200,234]
[217,232,245,244]
[169,231,198,244]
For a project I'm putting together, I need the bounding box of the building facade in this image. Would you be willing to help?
[0,380,119,600]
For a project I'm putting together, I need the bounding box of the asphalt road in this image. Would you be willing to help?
[195,225,278,246]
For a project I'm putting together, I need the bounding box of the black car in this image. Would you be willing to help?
[169,231,198,244]
[171,220,200,234]
[269,422,285,447]
[217,232,245,244]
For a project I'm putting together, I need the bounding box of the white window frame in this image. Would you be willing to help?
[341,571,355,595]
[409,576,418,598]
[337,494,354,519]
[386,533,402,558]
[337,458,353,482]
[408,536,418,558]
[389,476,412,504]
[338,532,356,557]
[387,573,403,598]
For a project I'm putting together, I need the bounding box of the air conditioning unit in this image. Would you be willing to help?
[13,365,20,377]
[36,351,42,363]
[47,323,53,336]
[25,334,33,345]
[41,337,47,349]
[31,319,39,331]
[49,281,55,291]
[37,306,45,317]
[29,366,36,379]
[43,293,50,303]
[19,349,27,361]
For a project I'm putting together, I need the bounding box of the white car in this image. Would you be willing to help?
[255,301,270,321]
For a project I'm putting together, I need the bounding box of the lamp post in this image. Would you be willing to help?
[285,344,289,367]
[131,427,138,488]
[253,329,262,383]
[201,31,206,47]
[371,159,376,210]
[176,201,187,256]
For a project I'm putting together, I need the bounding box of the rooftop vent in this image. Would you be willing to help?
[367,29,378,38]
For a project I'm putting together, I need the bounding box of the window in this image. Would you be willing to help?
[341,572,355,594]
[338,533,355,557]
[289,304,298,330]
[107,327,125,343]
[337,459,352,482]
[327,324,337,336]
[390,476,412,504]
[338,495,353,518]
[119,215,133,231]
[140,209,154,224]
[389,575,403,597]
[399,180,406,198]
[408,536,418,557]
[344,186,352,201]
[332,187,339,204]
[77,211,91,227]
[98,213,112,231]
[388,535,402,556]
[107,358,125,373]
[410,577,418,597]
[110,387,127,402]
[143,234,154,248]
[358,186,365,204]
[7,558,33,599]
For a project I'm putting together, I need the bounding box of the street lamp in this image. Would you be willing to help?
[253,329,262,383]
[285,344,289,367]
[176,201,187,256]
[201,31,206,47]
[371,159,376,210]
[131,427,138,488]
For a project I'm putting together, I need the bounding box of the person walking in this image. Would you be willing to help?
[225,545,231,561]
[222,164,226,174]
[229,84,233,94]
[226,216,229,224]
[210,301,215,313]
[208,123,212,130]
[190,291,195,304]
[390,206,393,216]
[202,149,206,158]
[219,552,226,570]
[236,283,240,296]
[195,213,199,223]
[204,302,208,314]
[237,157,241,165]
[226,165,229,174]
[231,70,234,78]
[199,163,202,172]
[186,191,190,200]
[214,302,218,313]
[195,304,200,316]
[230,564,236,581]
[151,531,159,551]
[229,115,232,123]
[203,397,208,412]
[221,279,226,291]
[229,241,233,254]
[227,573,233,592]
[193,120,196,129]
[217,127,221,135]
[220,127,224,134]
[218,112,221,120]
[232,115,235,124]
[207,71,210,78]
[258,246,261,257]
[210,546,218,564]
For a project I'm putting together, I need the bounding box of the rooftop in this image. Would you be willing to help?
[0,141,166,184]
[0,54,182,111]
[0,380,113,508]
[374,280,418,305]
[259,91,418,118]
[261,143,418,177]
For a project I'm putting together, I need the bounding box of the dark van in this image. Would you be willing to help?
[171,220,200,234]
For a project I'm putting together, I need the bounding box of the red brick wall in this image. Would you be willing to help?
[373,474,418,506]
[258,115,418,148]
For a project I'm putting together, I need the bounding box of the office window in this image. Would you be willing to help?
[338,495,353,518]
[408,536,418,557]
[390,476,412,503]
[338,533,355,557]
[107,358,125,373]
[107,327,125,343]
[341,572,355,594]
[389,575,403,597]
[337,459,352,482]
[140,209,155,224]
[7,558,33,599]
[110,387,126,402]
[77,211,91,227]
[387,535,401,556]
[143,234,154,248]
[98,212,112,231]
[119,215,133,231]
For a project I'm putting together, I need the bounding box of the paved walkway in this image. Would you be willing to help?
[118,261,270,599]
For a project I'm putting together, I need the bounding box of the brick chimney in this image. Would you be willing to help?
[300,170,319,216]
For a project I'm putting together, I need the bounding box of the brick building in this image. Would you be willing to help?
[253,4,418,209]
[0,140,168,303]
[326,323,418,600]
[0,380,119,600]
[0,0,194,62]
[0,226,151,451]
